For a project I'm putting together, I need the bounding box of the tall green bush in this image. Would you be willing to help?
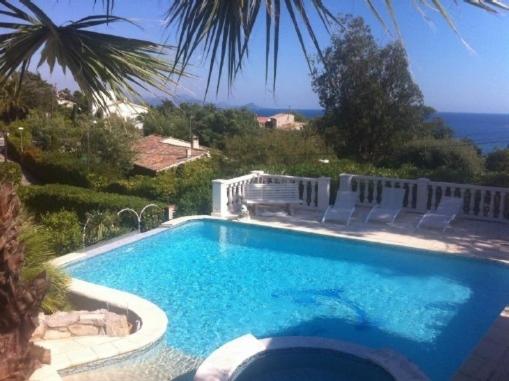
[19,184,166,222]
[486,149,509,172]
[0,161,22,185]
[40,210,82,255]
[391,139,484,182]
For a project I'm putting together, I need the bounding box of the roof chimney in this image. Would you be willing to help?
[186,148,192,158]
[191,135,199,150]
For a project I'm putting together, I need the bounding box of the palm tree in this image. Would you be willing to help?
[0,0,183,110]
[0,184,49,380]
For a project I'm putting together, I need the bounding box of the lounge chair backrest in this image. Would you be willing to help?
[436,197,463,214]
[334,191,357,209]
[379,187,406,209]
[245,183,300,203]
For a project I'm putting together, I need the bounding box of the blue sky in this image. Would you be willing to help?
[29,1,509,112]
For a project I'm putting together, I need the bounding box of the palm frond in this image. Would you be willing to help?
[163,0,509,95]
[0,1,184,110]
[165,0,338,95]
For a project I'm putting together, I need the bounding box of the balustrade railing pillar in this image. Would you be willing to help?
[317,177,331,209]
[212,179,229,217]
[339,173,354,191]
[416,178,430,212]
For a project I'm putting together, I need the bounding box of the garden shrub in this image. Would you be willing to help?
[103,174,177,203]
[7,137,91,187]
[83,210,130,246]
[478,172,509,188]
[486,149,509,172]
[40,210,82,255]
[21,221,70,313]
[391,139,484,182]
[0,161,22,185]
[19,184,166,223]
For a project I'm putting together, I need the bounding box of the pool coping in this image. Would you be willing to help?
[193,334,429,381]
[45,214,509,380]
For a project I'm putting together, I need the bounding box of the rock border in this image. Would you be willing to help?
[34,279,167,375]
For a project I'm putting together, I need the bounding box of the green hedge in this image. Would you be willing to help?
[390,138,484,183]
[0,161,22,185]
[7,138,91,187]
[20,184,166,221]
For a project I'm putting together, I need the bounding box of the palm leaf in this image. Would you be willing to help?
[163,0,508,95]
[0,1,184,110]
[165,0,338,95]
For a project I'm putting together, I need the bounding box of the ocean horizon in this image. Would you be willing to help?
[251,107,509,153]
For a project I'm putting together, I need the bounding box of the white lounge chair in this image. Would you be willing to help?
[365,187,406,224]
[321,191,357,225]
[244,183,301,216]
[417,197,463,232]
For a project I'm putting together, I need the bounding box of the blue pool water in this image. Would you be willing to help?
[68,220,509,380]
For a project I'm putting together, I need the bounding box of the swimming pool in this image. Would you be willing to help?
[67,219,509,380]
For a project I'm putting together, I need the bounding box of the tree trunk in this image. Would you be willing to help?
[0,184,49,381]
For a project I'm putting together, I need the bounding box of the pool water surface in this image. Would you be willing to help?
[67,220,509,380]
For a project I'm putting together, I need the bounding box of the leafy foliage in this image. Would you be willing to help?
[143,101,258,149]
[101,155,225,216]
[486,148,509,172]
[0,72,57,123]
[312,16,426,163]
[83,210,128,246]
[223,129,332,168]
[391,138,484,182]
[162,0,505,93]
[165,0,336,93]
[20,220,70,312]
[6,113,139,185]
[0,1,182,109]
[19,183,165,222]
[0,161,22,185]
[40,210,82,255]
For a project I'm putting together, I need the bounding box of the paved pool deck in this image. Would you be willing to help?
[241,206,509,264]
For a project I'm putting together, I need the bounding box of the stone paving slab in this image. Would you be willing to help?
[454,308,509,381]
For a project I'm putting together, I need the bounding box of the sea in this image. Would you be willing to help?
[251,108,509,154]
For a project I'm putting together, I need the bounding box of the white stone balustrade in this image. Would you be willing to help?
[339,173,509,222]
[212,171,331,217]
[213,171,509,222]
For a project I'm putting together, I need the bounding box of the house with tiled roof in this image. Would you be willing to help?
[132,135,209,175]
[256,113,305,130]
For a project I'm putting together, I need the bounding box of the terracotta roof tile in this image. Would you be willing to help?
[133,135,208,173]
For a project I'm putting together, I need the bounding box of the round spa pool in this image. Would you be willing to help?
[230,347,395,381]
[193,335,429,381]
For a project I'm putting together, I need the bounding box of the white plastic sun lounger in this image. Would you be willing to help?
[321,191,357,225]
[365,187,406,224]
[416,196,463,232]
[244,182,301,216]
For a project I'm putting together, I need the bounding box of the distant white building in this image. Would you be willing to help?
[256,112,305,130]
[57,99,76,109]
[92,91,149,129]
